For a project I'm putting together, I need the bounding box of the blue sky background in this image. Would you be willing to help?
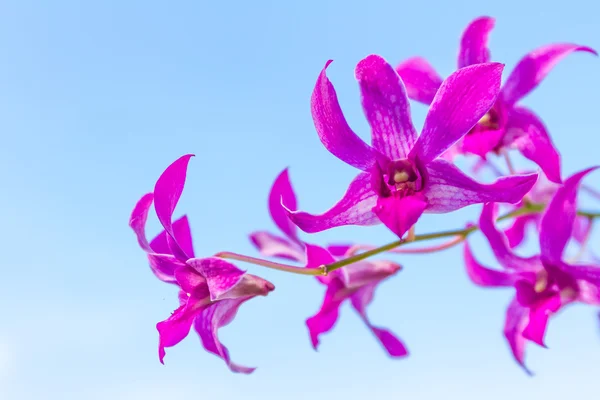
[1,1,599,399]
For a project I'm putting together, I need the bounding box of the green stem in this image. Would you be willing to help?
[214,251,324,276]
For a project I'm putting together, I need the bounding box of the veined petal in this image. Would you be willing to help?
[479,203,541,270]
[504,215,538,248]
[350,283,408,357]
[505,107,561,184]
[501,44,597,105]
[306,279,345,350]
[522,294,562,347]
[269,169,300,242]
[395,57,443,104]
[195,298,257,374]
[540,167,597,263]
[286,172,379,233]
[311,60,377,171]
[154,154,195,260]
[187,258,245,301]
[150,216,196,257]
[249,231,305,261]
[458,16,495,68]
[464,241,515,287]
[411,63,504,164]
[356,54,417,160]
[148,253,185,283]
[424,159,537,213]
[129,192,154,252]
[503,298,532,374]
[373,193,427,238]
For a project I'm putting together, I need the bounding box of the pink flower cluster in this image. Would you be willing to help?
[129,16,600,374]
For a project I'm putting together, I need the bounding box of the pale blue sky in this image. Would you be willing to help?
[1,1,599,399]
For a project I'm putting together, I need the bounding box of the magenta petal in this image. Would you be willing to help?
[148,254,185,283]
[461,127,505,159]
[154,154,195,260]
[458,16,495,68]
[540,167,597,263]
[505,215,538,248]
[151,215,196,257]
[269,169,300,242]
[326,244,353,257]
[350,284,408,357]
[305,243,338,285]
[572,216,592,244]
[194,298,256,374]
[187,258,245,301]
[561,262,600,286]
[503,298,532,374]
[522,294,562,347]
[395,57,443,104]
[306,280,345,350]
[311,60,377,171]
[505,107,561,184]
[129,193,154,252]
[411,63,504,163]
[479,203,540,270]
[355,54,417,160]
[249,231,305,261]
[424,160,538,213]
[464,241,515,287]
[286,172,379,233]
[373,193,427,238]
[501,44,597,105]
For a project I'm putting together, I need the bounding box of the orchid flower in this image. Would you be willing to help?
[286,55,537,239]
[250,168,407,356]
[464,168,600,372]
[130,154,274,373]
[396,16,597,183]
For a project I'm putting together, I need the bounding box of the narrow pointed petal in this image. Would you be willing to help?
[187,258,245,301]
[504,215,538,248]
[356,54,418,160]
[151,216,196,257]
[306,279,345,350]
[286,172,379,233]
[479,203,541,270]
[522,294,562,347]
[311,60,377,171]
[464,241,515,287]
[503,298,533,374]
[269,169,300,242]
[411,63,504,164]
[561,263,600,286]
[373,194,427,238]
[154,154,195,260]
[249,231,305,261]
[505,107,561,183]
[129,193,154,252]
[424,160,537,213]
[458,16,495,68]
[395,57,443,104]
[501,44,597,105]
[540,167,597,263]
[195,298,257,374]
[350,283,408,357]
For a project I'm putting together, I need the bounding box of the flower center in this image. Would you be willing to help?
[467,108,501,135]
[386,159,422,193]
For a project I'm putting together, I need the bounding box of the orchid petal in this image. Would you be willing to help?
[148,254,185,283]
[306,279,345,350]
[344,260,401,289]
[463,241,515,287]
[572,216,593,244]
[311,60,377,171]
[286,172,379,233]
[561,263,600,286]
[458,16,495,68]
[154,154,194,260]
[305,243,340,285]
[326,244,353,257]
[505,107,561,184]
[411,63,504,163]
[479,203,541,270]
[540,167,597,263]
[356,54,417,160]
[350,283,408,357]
[129,193,154,252]
[395,57,443,104]
[504,215,538,248]
[501,44,597,105]
[187,258,245,301]
[373,193,427,238]
[424,159,537,213]
[522,294,562,347]
[150,216,196,257]
[249,231,305,261]
[195,298,257,374]
[503,298,532,374]
[269,169,300,242]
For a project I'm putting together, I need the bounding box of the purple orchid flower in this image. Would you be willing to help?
[130,154,274,373]
[285,54,538,239]
[396,16,597,183]
[250,168,408,357]
[464,168,600,372]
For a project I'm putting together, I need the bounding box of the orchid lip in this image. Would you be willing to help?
[382,158,424,194]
